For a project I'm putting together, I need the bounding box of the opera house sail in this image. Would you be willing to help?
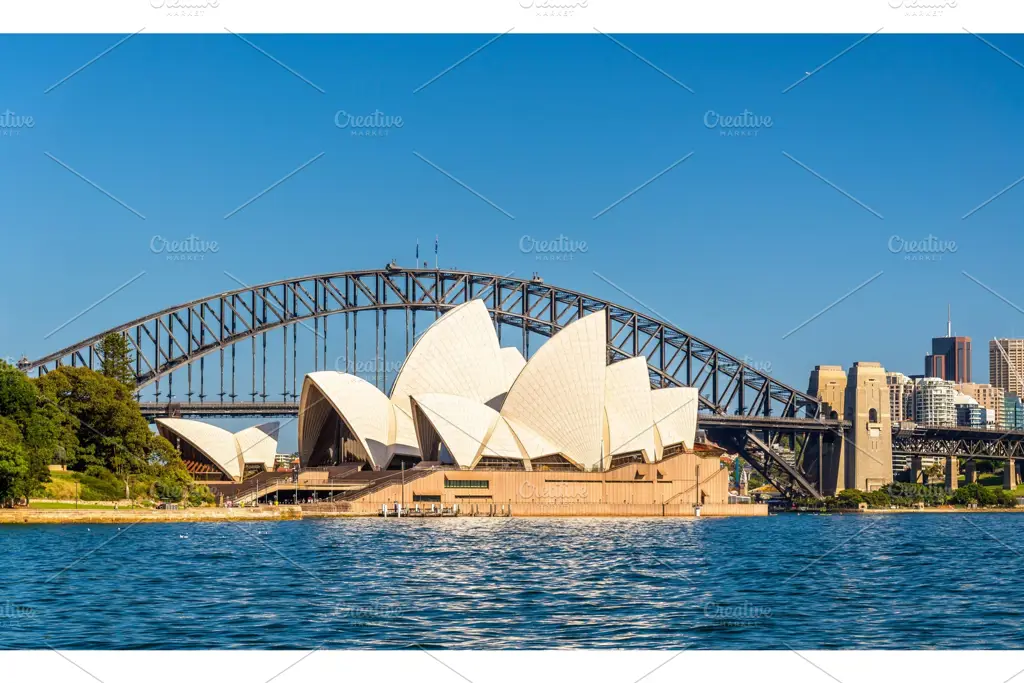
[155,418,280,482]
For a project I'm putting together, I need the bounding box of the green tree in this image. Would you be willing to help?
[836,489,865,508]
[0,361,70,499]
[863,490,891,508]
[188,484,216,507]
[0,416,28,503]
[34,367,151,474]
[994,488,1019,508]
[96,333,136,391]
[951,482,998,506]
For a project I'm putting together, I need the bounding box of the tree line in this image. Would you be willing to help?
[0,334,211,505]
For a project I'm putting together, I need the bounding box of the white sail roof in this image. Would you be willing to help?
[500,310,608,470]
[411,393,503,468]
[605,357,659,464]
[234,422,281,470]
[651,387,699,450]
[155,417,242,480]
[299,372,394,470]
[499,347,527,388]
[389,299,506,416]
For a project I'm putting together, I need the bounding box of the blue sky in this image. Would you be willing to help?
[2,33,1024,416]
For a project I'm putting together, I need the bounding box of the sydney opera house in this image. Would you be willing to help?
[299,300,699,472]
[155,300,753,515]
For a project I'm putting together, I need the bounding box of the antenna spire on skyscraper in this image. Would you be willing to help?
[947,304,952,337]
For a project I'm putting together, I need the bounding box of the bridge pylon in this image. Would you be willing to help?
[806,365,847,496]
[843,362,893,492]
[806,362,894,494]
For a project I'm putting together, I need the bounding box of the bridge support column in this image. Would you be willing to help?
[945,456,957,492]
[911,456,922,484]
[965,460,976,484]
[1004,458,1018,490]
[807,365,848,496]
[843,362,893,491]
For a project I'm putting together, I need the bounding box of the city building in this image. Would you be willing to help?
[954,394,985,428]
[886,372,915,423]
[1004,393,1024,431]
[923,307,971,383]
[913,377,956,427]
[956,382,1005,429]
[990,338,1024,397]
[154,420,281,482]
[924,354,946,380]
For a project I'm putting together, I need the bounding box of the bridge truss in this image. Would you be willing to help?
[892,424,1024,461]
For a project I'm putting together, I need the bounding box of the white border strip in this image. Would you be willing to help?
[2,650,1023,681]
[2,0,1022,34]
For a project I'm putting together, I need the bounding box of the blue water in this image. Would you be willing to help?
[1,514,1021,649]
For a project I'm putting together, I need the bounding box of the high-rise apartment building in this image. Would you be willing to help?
[924,307,971,383]
[914,377,956,427]
[886,372,915,423]
[990,339,1024,398]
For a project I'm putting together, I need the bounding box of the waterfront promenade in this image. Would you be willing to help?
[0,502,767,523]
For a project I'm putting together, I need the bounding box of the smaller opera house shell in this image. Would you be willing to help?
[298,300,698,472]
[155,418,281,482]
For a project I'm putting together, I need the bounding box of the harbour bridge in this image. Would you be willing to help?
[21,267,1024,500]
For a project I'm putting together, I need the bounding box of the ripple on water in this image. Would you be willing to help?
[2,514,1023,649]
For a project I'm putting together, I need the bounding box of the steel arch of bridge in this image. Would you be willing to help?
[25,268,823,420]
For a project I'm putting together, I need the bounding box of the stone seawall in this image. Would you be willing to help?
[305,502,768,518]
[0,502,767,523]
[0,506,303,524]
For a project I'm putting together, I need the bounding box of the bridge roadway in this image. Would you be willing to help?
[138,401,1024,447]
[138,401,848,432]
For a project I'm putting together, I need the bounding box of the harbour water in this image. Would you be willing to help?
[1,513,1021,649]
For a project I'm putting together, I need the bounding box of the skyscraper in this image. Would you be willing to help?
[990,338,1024,397]
[924,306,971,383]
